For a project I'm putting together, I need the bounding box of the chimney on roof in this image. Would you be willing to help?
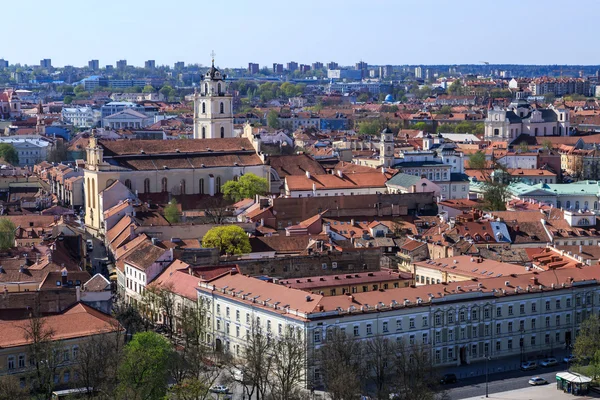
[305,170,311,179]
[337,170,343,178]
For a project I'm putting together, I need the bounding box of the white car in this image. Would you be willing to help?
[528,376,548,386]
[210,385,230,394]
[520,361,537,371]
[540,357,558,367]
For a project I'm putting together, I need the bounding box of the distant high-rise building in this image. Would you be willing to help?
[425,69,430,80]
[105,65,114,71]
[145,60,156,69]
[248,63,259,74]
[379,65,393,79]
[312,62,324,70]
[287,61,298,72]
[415,66,423,79]
[327,61,338,70]
[40,59,52,69]
[0,59,8,69]
[355,61,368,71]
[116,60,127,70]
[174,61,185,70]
[273,63,284,74]
[88,60,99,70]
[300,64,311,73]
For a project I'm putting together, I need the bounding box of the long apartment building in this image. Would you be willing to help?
[196,266,600,386]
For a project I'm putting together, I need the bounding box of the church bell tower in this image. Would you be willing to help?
[193,52,234,139]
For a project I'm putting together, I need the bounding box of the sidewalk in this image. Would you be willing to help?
[439,348,571,380]
[460,384,599,400]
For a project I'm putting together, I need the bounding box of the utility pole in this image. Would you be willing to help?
[485,355,490,397]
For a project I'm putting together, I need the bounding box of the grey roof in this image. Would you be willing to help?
[386,172,422,188]
[450,173,470,182]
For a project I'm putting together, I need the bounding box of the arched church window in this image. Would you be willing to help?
[161,177,168,192]
[86,178,90,207]
[216,177,221,194]
[575,201,580,210]
[579,218,590,226]
[124,179,132,190]
[199,179,205,194]
[220,102,224,114]
[202,126,206,139]
[220,127,225,138]
[91,180,96,208]
[204,83,208,94]
[218,83,222,94]
[180,179,186,195]
[201,102,206,114]
[144,178,150,193]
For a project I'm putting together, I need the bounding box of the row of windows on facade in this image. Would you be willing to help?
[6,346,79,371]
[123,176,228,194]
[310,310,580,344]
[200,102,227,114]
[199,126,226,139]
[557,200,596,211]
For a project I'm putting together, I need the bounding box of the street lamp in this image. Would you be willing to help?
[485,355,491,398]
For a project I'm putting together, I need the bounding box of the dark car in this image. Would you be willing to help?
[440,373,457,384]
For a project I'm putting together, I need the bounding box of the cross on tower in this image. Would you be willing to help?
[210,50,216,65]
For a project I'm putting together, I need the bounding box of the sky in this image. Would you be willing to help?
[4,0,600,68]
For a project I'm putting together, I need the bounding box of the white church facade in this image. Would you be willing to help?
[484,92,570,143]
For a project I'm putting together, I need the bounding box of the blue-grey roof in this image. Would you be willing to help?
[450,173,470,182]
[386,172,422,188]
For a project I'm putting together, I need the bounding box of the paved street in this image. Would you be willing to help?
[446,364,573,400]
[459,383,599,400]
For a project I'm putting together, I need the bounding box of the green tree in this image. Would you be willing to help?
[164,199,180,224]
[118,331,174,400]
[267,110,280,129]
[356,120,381,136]
[63,95,73,104]
[47,140,68,163]
[481,181,510,211]
[0,219,16,250]
[448,79,463,95]
[437,105,453,114]
[357,93,370,102]
[468,151,487,170]
[73,84,85,93]
[202,225,251,255]
[412,121,433,133]
[517,142,529,153]
[142,85,155,93]
[222,173,269,202]
[574,314,600,377]
[542,139,553,151]
[160,85,174,100]
[0,143,19,165]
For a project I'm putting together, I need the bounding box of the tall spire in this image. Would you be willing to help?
[210,50,216,67]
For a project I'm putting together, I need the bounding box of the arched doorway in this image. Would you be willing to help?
[215,338,223,352]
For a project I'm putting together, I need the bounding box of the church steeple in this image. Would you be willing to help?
[193,52,234,140]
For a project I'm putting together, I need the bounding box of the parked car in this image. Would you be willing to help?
[86,239,94,251]
[540,358,558,367]
[528,376,548,386]
[210,385,230,394]
[520,361,537,371]
[563,354,576,363]
[440,373,457,384]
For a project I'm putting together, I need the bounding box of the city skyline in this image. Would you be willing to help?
[4,0,600,68]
